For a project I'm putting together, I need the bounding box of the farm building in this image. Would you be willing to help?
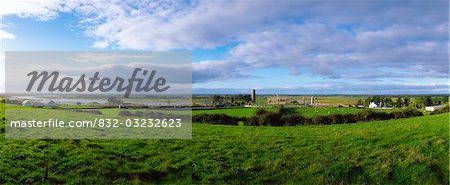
[22,99,56,107]
[22,100,44,107]
[22,100,33,107]
[425,106,444,111]
[369,102,380,108]
[267,95,290,104]
[41,100,56,108]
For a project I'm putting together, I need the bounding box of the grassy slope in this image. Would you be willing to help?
[0,103,448,184]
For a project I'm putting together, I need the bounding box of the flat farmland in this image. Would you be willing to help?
[192,107,387,118]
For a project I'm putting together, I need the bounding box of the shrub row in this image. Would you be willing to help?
[244,108,424,126]
[192,113,239,125]
[132,106,425,126]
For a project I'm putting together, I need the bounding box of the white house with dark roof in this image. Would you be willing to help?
[425,106,443,111]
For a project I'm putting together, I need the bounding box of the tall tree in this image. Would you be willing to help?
[403,97,410,107]
[424,96,433,106]
[212,95,223,104]
[395,98,403,107]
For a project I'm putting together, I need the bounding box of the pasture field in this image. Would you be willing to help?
[0,101,448,184]
[312,96,362,105]
[192,107,391,118]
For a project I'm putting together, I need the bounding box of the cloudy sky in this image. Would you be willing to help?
[0,0,448,94]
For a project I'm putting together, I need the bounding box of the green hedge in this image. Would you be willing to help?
[192,113,239,125]
[244,107,424,126]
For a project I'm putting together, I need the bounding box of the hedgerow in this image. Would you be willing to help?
[244,107,424,126]
[117,106,426,126]
[192,113,239,125]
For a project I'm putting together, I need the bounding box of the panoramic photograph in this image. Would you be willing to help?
[0,0,449,184]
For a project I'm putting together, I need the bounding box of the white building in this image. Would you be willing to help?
[22,100,33,107]
[425,106,443,111]
[22,99,56,108]
[369,102,379,108]
[42,100,56,108]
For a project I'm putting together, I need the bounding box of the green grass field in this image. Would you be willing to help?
[0,102,448,184]
[193,107,265,118]
[192,107,390,118]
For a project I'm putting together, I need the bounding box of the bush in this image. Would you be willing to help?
[245,106,285,126]
[392,111,404,119]
[342,114,357,124]
[312,115,332,125]
[244,116,260,126]
[259,112,282,126]
[275,105,285,114]
[328,114,357,124]
[399,108,423,118]
[119,110,133,116]
[280,114,308,126]
[192,114,239,125]
[255,108,267,116]
[355,110,394,122]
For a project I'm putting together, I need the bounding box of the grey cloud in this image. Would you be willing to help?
[192,60,251,83]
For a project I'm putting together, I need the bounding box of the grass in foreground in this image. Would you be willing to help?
[0,103,448,184]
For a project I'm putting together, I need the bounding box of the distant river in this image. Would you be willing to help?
[10,96,190,106]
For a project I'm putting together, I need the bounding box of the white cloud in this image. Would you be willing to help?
[63,0,447,51]
[0,0,63,20]
[1,0,448,85]
[70,53,156,63]
[0,30,15,40]
[92,40,108,49]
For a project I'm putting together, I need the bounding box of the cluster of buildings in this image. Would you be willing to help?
[424,106,444,111]
[368,101,444,111]
[21,99,56,108]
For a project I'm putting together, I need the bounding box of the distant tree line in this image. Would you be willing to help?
[212,94,252,105]
[356,96,448,108]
